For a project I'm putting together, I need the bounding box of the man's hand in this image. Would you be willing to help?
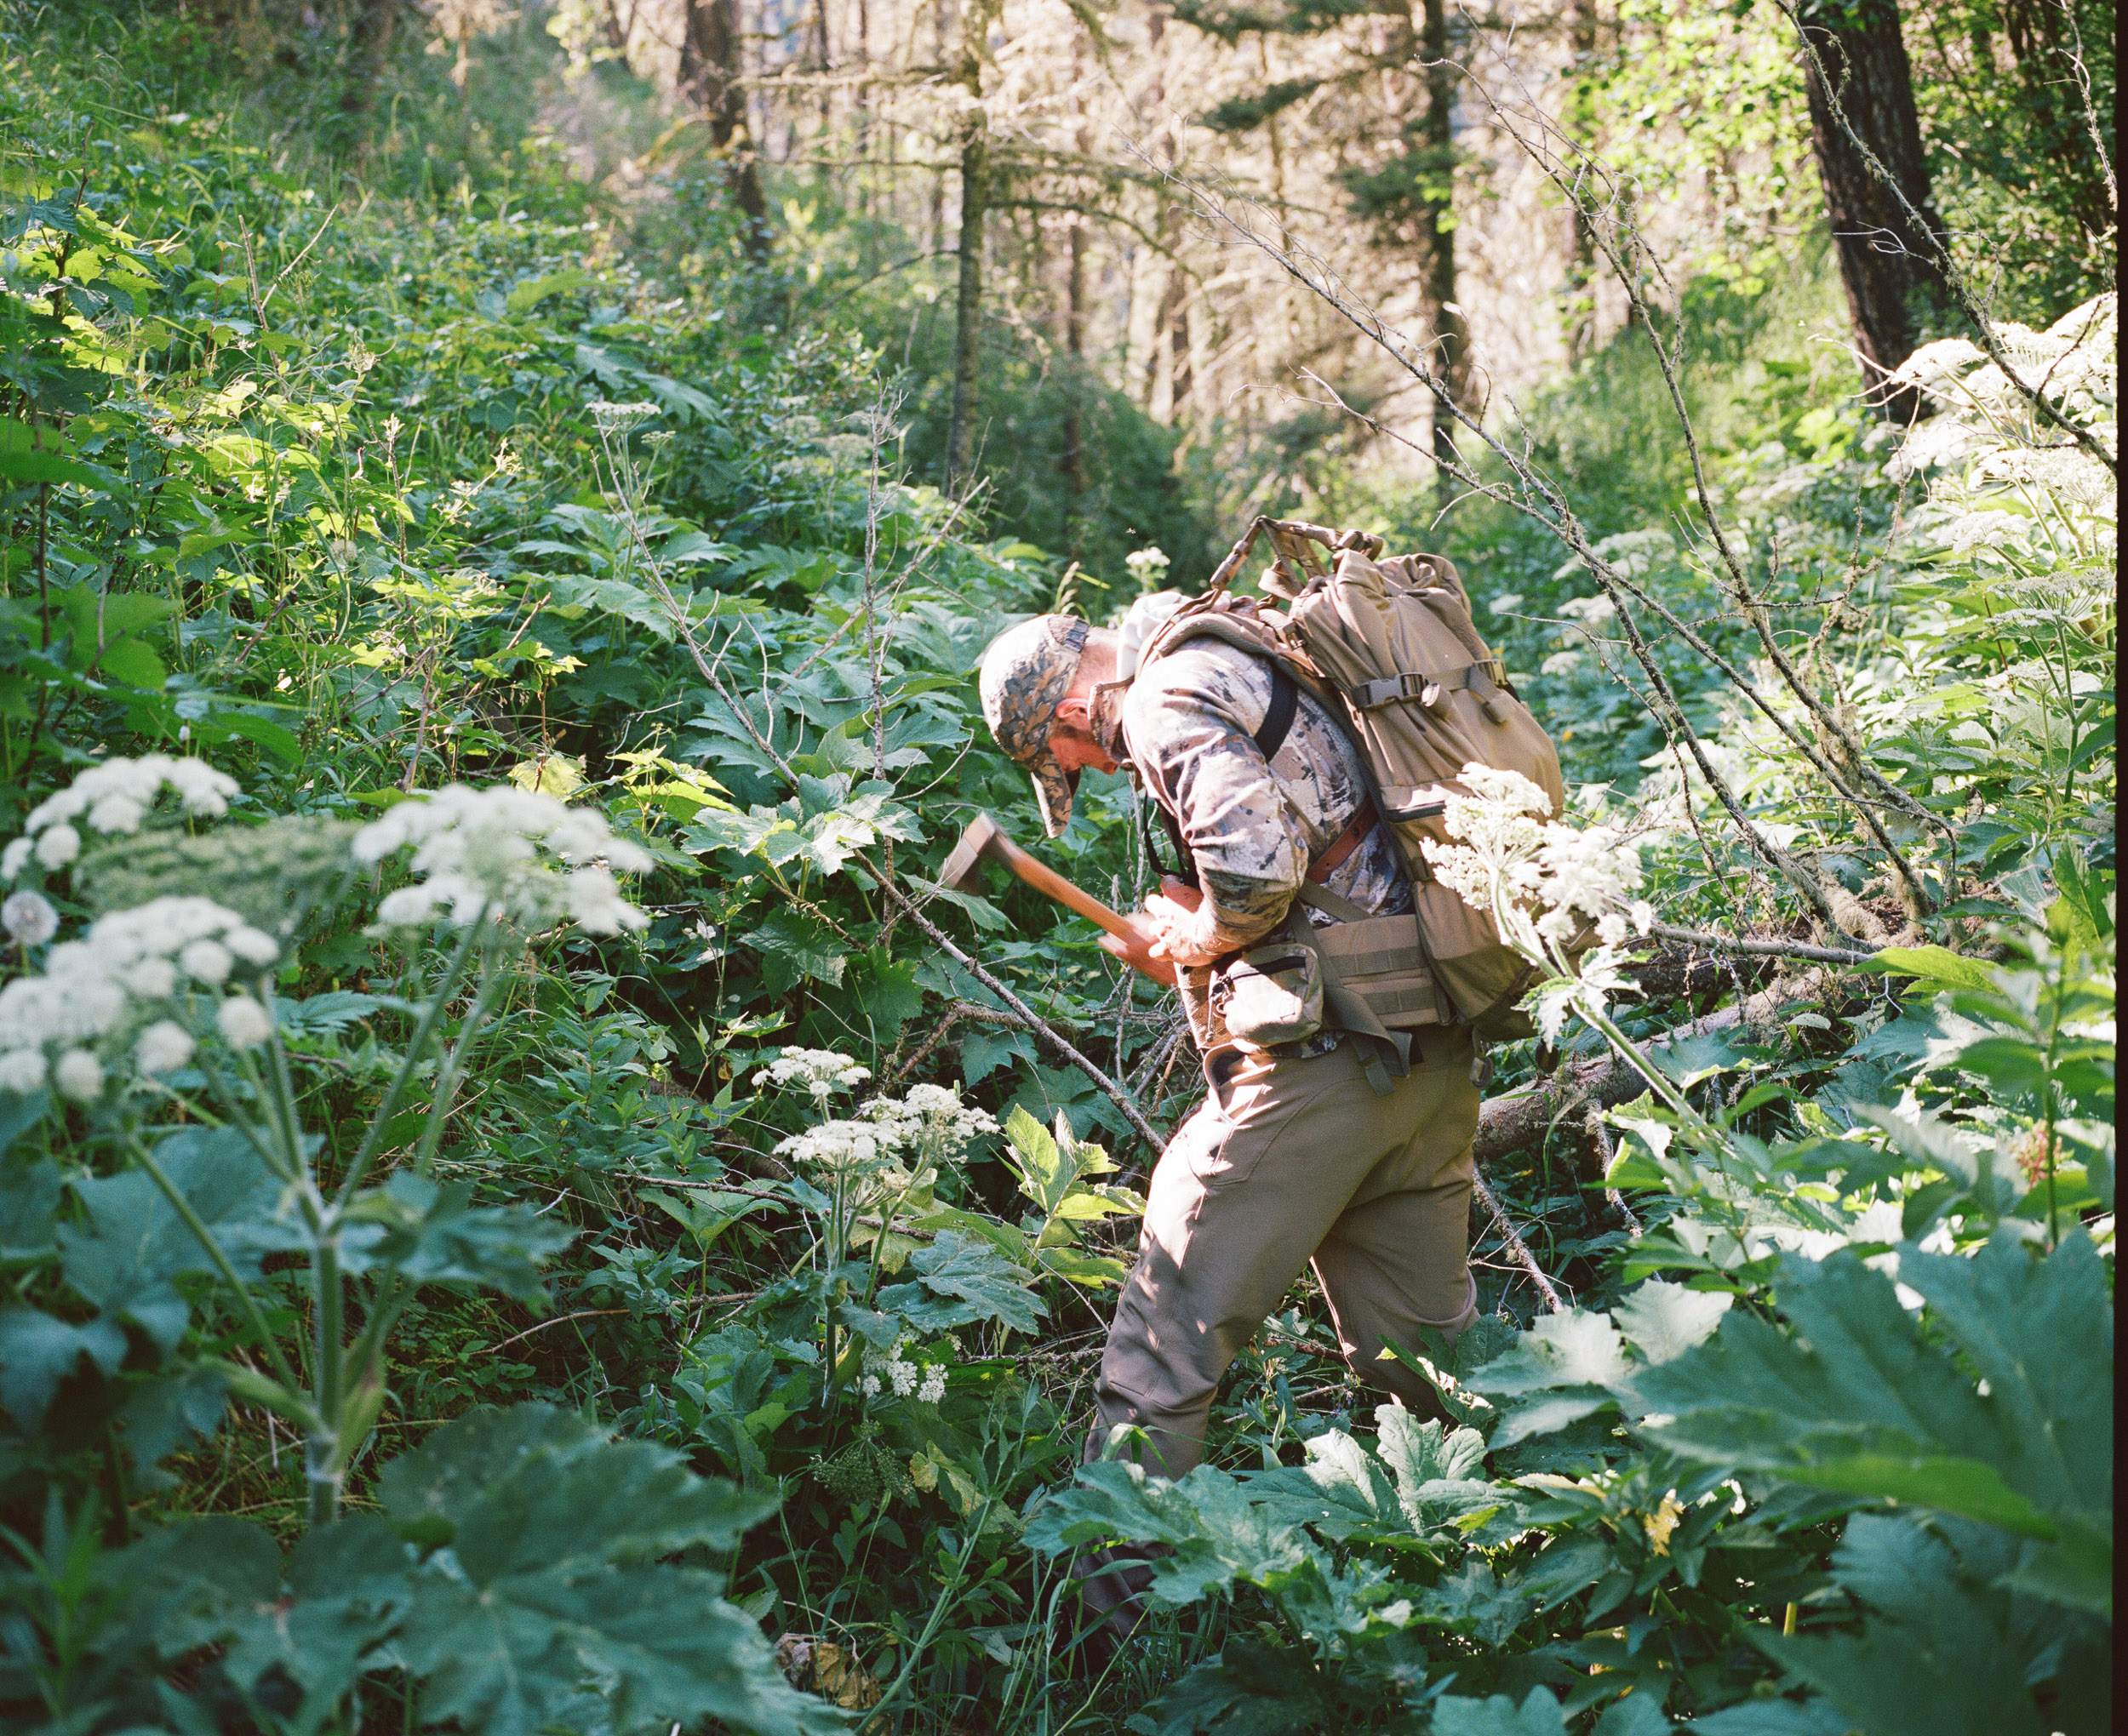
[1097,877,1210,985]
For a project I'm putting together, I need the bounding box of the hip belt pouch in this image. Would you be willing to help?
[1211,939,1325,1051]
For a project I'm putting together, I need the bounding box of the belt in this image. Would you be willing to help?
[1307,802,1376,884]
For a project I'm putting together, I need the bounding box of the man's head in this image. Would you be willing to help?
[977,615,1122,837]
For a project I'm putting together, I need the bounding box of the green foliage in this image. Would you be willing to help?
[0,4,2112,1733]
[3,1408,837,1736]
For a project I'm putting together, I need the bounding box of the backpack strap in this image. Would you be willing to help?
[1347,659,1513,724]
[1255,665,1299,760]
[1137,661,1303,888]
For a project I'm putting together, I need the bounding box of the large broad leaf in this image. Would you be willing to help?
[375,1406,838,1736]
[1244,1429,1412,1543]
[1024,1459,1308,1609]
[1141,1640,1331,1735]
[1433,1687,1570,1736]
[88,1409,835,1736]
[397,1560,835,1736]
[375,1404,775,1562]
[1637,1236,2112,1608]
[1612,1280,1731,1365]
[59,1126,300,1353]
[0,1307,129,1428]
[1742,1513,2108,1736]
[340,1172,575,1302]
[218,1515,415,1734]
[876,1230,1044,1336]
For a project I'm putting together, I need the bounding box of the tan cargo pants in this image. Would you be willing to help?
[1090,1025,1482,1480]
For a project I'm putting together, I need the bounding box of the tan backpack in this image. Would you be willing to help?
[1137,517,1567,1049]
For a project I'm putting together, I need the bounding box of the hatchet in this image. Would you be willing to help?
[939,814,1178,984]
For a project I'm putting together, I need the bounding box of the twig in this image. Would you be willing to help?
[1648,922,1879,967]
[484,1308,628,1353]
[1472,1172,1564,1313]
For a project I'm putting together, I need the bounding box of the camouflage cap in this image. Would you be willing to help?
[978,614,1090,837]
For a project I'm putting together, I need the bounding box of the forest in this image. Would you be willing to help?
[0,0,2113,1730]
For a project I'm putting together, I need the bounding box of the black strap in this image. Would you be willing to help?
[1139,663,1302,890]
[1141,799,1197,888]
[1255,666,1299,762]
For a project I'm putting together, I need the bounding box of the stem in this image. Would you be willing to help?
[128,1135,302,1393]
[335,917,484,1208]
[405,929,506,1178]
[311,1240,343,1530]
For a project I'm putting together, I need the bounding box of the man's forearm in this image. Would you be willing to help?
[1163,863,1301,963]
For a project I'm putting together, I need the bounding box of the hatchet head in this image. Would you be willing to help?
[940,812,1005,893]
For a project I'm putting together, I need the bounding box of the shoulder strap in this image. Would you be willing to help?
[1255,666,1298,761]
[1135,659,1299,890]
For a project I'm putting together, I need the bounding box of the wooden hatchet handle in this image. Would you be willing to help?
[984,833,1138,941]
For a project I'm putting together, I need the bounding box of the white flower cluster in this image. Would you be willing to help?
[0,895,280,1100]
[770,1079,998,1177]
[752,1048,873,1099]
[352,784,652,934]
[3,755,241,879]
[860,1082,999,1162]
[858,1336,948,1402]
[1423,763,1656,953]
[775,1116,901,1175]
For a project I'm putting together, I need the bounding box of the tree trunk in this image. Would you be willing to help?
[1060,216,1086,521]
[340,0,398,116]
[1794,0,1954,415]
[945,26,990,490]
[680,0,769,256]
[1417,0,1470,507]
[1564,0,1599,363]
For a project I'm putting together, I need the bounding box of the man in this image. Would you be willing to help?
[976,608,1483,1648]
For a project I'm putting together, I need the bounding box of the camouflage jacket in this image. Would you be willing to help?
[1113,638,1414,1047]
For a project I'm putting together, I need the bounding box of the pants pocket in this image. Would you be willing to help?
[1185,1069,1336,1192]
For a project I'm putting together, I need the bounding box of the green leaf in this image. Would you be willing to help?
[61,1127,300,1351]
[0,1308,129,1428]
[506,268,600,313]
[0,1153,61,1261]
[373,1406,834,1736]
[218,1515,412,1722]
[1638,1237,2111,1599]
[1592,1693,1673,1736]
[96,635,165,689]
[878,1230,1045,1336]
[1490,1391,1614,1448]
[1865,945,1999,993]
[1433,1687,1570,1736]
[116,1366,228,1486]
[1140,1640,1329,1735]
[0,416,105,487]
[214,709,305,764]
[1414,1558,1538,1646]
[1243,1429,1410,1542]
[1754,1514,2063,1736]
[341,1172,575,1302]
[1613,1279,1732,1365]
[378,1404,775,1564]
[1023,1459,1307,1609]
[741,911,848,996]
[1690,1700,1856,1735]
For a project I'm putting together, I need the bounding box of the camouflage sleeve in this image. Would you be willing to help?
[1123,649,1307,963]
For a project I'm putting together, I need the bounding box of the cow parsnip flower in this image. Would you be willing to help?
[3,756,242,882]
[752,1048,873,1098]
[353,784,653,934]
[0,895,281,1100]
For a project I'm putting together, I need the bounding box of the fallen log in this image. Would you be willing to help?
[1473,964,1872,1166]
